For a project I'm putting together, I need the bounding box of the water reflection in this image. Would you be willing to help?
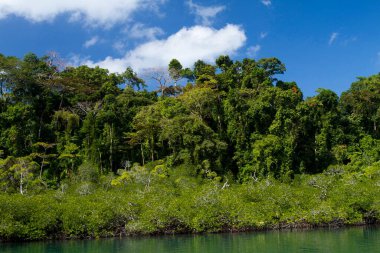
[1,226,379,253]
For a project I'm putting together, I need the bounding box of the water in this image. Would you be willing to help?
[1,226,379,253]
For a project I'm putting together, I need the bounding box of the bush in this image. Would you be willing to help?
[0,167,379,241]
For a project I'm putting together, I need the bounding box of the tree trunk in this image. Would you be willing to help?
[98,148,103,174]
[38,111,45,139]
[20,173,24,195]
[109,123,113,171]
[141,143,145,166]
[59,94,64,109]
[151,136,154,162]
[39,157,44,179]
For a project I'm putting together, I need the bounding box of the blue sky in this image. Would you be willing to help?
[0,0,379,97]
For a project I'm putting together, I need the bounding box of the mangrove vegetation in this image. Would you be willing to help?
[0,53,379,240]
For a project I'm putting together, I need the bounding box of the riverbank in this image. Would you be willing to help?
[1,170,379,242]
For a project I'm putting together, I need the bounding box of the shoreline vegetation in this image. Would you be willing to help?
[0,168,379,241]
[0,53,379,241]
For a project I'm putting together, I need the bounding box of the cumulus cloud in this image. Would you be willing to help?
[329,32,339,45]
[127,23,165,40]
[83,36,99,48]
[247,45,261,58]
[187,0,225,26]
[84,24,246,73]
[261,0,272,7]
[0,0,166,27]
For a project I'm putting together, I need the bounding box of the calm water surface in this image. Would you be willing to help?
[1,226,379,253]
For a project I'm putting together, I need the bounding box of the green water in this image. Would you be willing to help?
[1,226,379,253]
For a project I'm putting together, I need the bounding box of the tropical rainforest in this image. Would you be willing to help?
[0,53,379,241]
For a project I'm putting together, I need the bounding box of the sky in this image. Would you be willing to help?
[0,0,380,97]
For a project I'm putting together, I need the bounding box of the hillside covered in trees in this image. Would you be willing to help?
[0,53,379,240]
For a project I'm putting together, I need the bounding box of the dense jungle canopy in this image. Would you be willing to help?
[0,53,379,241]
[0,53,380,192]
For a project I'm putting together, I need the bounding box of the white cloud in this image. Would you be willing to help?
[127,23,165,40]
[329,32,339,45]
[0,0,166,27]
[260,32,268,39]
[66,54,90,67]
[187,0,225,26]
[342,36,357,46]
[113,41,127,54]
[83,36,99,48]
[261,0,272,7]
[84,24,246,73]
[247,45,261,58]
[375,52,380,66]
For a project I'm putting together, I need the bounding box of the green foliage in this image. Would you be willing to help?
[0,193,60,240]
[1,52,364,180]
[168,59,183,85]
[0,167,378,240]
[0,52,380,240]
[340,74,380,138]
